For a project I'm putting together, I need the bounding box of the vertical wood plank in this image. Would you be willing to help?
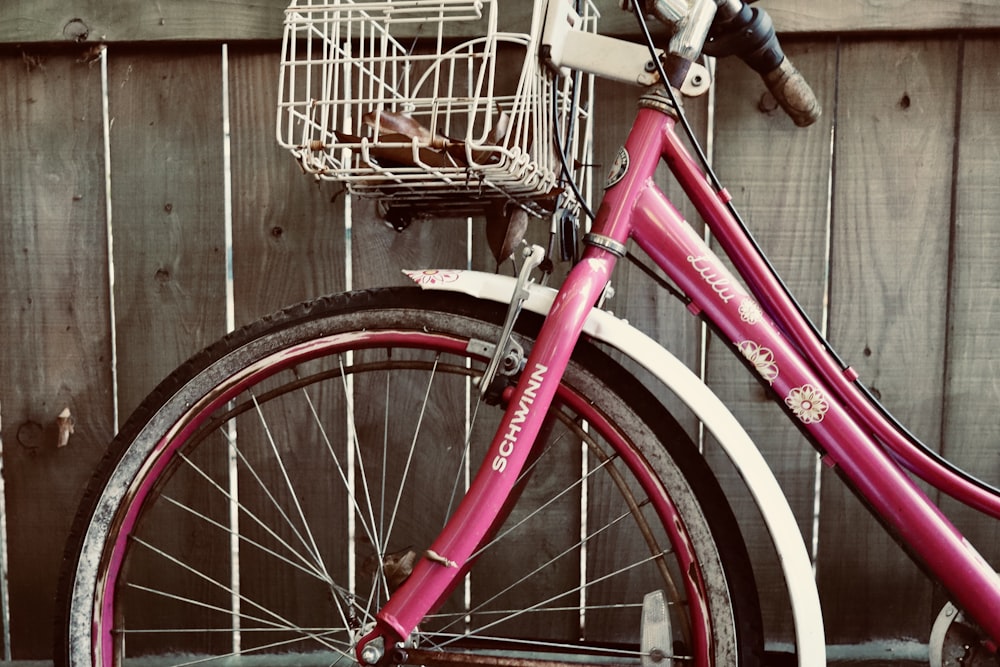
[351,199,471,286]
[0,51,113,658]
[706,41,838,642]
[229,45,351,637]
[228,45,348,324]
[820,37,959,642]
[940,38,1000,561]
[105,46,232,654]
[107,46,228,416]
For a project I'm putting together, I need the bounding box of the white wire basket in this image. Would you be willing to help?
[277,0,597,218]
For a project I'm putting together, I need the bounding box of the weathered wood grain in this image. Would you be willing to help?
[0,53,113,658]
[228,45,348,323]
[104,46,233,656]
[758,0,1000,34]
[107,47,228,417]
[705,40,838,643]
[819,37,960,643]
[1,0,999,43]
[939,37,1000,564]
[602,0,1000,36]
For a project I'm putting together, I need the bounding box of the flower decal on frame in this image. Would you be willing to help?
[736,341,779,385]
[785,384,829,425]
[738,297,763,325]
[404,269,462,285]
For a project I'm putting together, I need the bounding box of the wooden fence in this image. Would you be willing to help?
[1,0,999,660]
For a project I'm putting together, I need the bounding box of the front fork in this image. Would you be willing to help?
[356,244,621,663]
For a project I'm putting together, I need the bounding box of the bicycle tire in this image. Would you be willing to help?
[54,287,763,667]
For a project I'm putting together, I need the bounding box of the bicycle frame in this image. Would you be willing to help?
[359,98,1000,661]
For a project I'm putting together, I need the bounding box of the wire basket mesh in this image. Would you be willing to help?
[277,0,597,218]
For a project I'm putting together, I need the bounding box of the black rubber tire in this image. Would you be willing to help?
[54,287,763,667]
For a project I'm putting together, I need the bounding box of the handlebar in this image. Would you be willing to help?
[759,58,822,127]
[704,0,821,126]
[632,0,822,127]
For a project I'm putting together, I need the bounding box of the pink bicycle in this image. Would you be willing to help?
[55,1,1000,666]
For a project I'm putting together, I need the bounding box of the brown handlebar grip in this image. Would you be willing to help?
[762,57,821,127]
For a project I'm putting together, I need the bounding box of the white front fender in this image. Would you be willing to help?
[405,268,826,666]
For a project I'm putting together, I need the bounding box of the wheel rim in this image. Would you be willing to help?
[88,327,717,667]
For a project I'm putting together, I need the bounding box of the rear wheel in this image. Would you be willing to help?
[56,287,762,667]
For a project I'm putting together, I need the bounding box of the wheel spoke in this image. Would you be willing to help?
[117,624,350,667]
[65,294,749,667]
[443,394,480,526]
[469,453,617,562]
[161,494,327,582]
[437,550,675,648]
[335,355,392,616]
[128,536,343,653]
[382,353,442,556]
[435,505,641,638]
[249,392,332,580]
[176,450,329,581]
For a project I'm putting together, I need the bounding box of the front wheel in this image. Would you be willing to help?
[55,287,762,667]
